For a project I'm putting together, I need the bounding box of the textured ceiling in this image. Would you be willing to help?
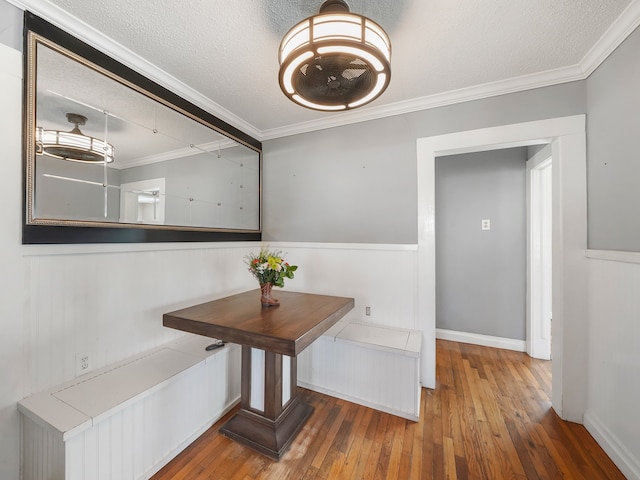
[17,0,638,137]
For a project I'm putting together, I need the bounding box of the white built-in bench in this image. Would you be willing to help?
[19,336,241,480]
[19,321,421,480]
[297,320,422,421]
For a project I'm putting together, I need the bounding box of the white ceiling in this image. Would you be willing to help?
[13,0,640,140]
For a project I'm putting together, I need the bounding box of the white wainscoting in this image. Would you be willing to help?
[21,243,259,397]
[20,336,241,480]
[21,242,418,398]
[272,243,419,330]
[18,242,423,478]
[584,251,640,480]
[298,321,422,420]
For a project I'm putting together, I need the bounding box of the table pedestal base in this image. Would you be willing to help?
[220,346,313,460]
[163,292,354,460]
[220,396,313,460]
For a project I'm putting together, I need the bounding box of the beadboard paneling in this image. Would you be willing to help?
[21,342,241,480]
[22,243,418,398]
[298,334,421,420]
[21,415,65,480]
[272,243,418,330]
[22,245,258,395]
[585,256,640,480]
[20,242,421,479]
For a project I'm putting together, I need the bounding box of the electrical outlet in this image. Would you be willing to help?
[76,353,90,375]
[481,219,491,231]
[365,306,371,316]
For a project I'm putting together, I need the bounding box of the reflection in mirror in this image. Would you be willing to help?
[24,14,262,243]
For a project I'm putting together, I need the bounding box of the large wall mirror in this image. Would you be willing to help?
[23,13,262,244]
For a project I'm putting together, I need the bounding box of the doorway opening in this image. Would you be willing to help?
[119,177,166,224]
[434,147,529,352]
[417,115,588,422]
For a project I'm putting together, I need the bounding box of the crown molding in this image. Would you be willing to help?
[7,0,262,140]
[110,138,238,170]
[579,0,640,77]
[261,0,640,140]
[9,0,640,142]
[260,64,586,140]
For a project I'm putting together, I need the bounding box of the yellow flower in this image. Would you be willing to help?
[245,248,298,288]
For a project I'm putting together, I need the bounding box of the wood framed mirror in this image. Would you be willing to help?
[23,12,262,244]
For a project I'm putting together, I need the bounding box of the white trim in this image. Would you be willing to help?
[267,242,418,252]
[8,0,260,140]
[8,0,640,140]
[417,115,587,422]
[297,381,419,422]
[586,249,640,264]
[21,240,415,257]
[111,139,238,170]
[262,65,586,140]
[580,0,640,78]
[584,410,640,480]
[527,156,553,360]
[262,0,640,140]
[436,329,526,352]
[21,240,262,256]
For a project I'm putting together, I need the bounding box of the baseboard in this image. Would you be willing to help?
[584,410,640,480]
[298,381,420,422]
[436,328,526,352]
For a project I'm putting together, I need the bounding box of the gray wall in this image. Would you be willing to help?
[35,156,121,222]
[263,81,586,243]
[587,25,640,251]
[120,147,259,230]
[435,148,527,340]
[34,148,259,229]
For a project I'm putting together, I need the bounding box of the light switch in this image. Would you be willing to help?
[481,219,491,230]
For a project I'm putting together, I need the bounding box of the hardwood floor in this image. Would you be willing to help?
[152,340,625,479]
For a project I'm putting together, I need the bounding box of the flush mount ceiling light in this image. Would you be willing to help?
[36,113,114,164]
[278,0,391,112]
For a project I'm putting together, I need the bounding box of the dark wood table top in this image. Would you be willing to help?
[163,290,355,356]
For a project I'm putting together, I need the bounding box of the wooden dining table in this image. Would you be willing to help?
[163,289,354,460]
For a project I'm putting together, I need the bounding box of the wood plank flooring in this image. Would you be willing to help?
[152,340,625,479]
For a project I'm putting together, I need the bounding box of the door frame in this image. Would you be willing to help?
[417,115,587,421]
[528,149,553,360]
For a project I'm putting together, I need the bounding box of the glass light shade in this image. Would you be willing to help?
[278,4,391,112]
[36,126,114,164]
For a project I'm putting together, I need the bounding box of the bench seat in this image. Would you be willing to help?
[19,335,240,480]
[297,321,422,421]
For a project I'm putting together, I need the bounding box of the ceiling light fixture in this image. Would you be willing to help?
[278,0,391,112]
[36,113,114,164]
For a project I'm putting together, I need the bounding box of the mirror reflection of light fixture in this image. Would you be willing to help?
[278,0,391,112]
[36,113,115,164]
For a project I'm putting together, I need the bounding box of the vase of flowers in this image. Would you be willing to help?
[245,248,298,307]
